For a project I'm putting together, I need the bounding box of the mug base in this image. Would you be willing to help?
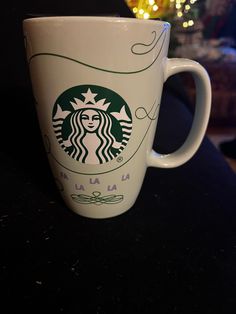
[69,206,132,219]
[63,198,135,219]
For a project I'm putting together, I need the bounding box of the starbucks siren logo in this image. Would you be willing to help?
[52,85,132,164]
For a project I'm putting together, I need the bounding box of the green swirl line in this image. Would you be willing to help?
[71,191,124,205]
[28,30,167,74]
[131,31,157,55]
[131,29,165,55]
[135,101,160,120]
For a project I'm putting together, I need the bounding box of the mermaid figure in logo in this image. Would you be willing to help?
[65,108,121,164]
[53,88,132,165]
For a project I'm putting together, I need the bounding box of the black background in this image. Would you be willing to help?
[1,1,236,314]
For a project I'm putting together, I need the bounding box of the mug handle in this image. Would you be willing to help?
[147,58,212,168]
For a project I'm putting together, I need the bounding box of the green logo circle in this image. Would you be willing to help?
[52,85,132,164]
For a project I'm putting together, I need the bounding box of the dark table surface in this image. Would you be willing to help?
[1,84,236,314]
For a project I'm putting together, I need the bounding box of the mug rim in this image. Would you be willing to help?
[23,16,170,26]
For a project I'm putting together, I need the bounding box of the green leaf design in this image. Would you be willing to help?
[71,191,124,205]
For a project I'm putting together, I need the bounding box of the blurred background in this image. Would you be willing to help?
[125,0,236,171]
[2,0,236,169]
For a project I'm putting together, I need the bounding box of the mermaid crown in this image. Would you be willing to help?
[70,88,111,111]
[54,88,131,122]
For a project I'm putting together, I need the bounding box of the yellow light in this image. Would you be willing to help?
[139,9,144,15]
[185,4,191,10]
[188,20,194,26]
[176,3,182,9]
[149,0,155,5]
[133,7,138,14]
[177,11,183,17]
[153,4,158,11]
[183,22,188,28]
[144,12,150,19]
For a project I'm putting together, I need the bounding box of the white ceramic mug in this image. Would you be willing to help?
[23,16,211,219]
